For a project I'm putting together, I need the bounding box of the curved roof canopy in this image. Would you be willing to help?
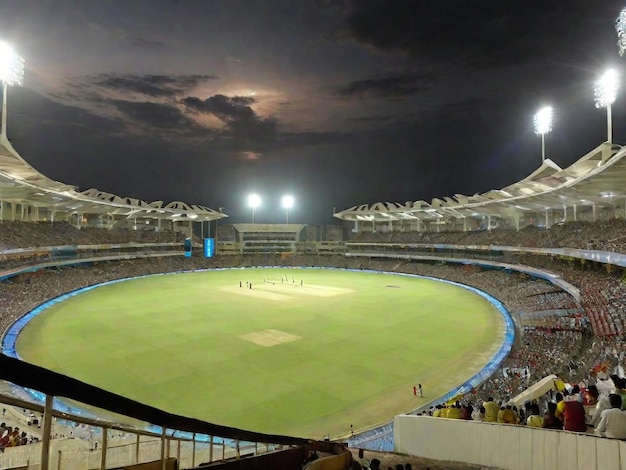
[335,143,626,223]
[0,134,226,222]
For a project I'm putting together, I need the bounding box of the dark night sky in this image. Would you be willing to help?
[1,0,625,224]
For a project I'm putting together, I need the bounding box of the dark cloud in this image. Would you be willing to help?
[345,115,393,123]
[335,74,430,99]
[182,94,256,121]
[98,77,176,98]
[96,74,217,98]
[182,94,276,144]
[346,0,621,68]
[110,100,197,130]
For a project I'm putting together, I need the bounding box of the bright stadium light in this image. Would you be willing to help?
[616,7,626,56]
[247,193,261,223]
[533,106,553,163]
[594,69,620,144]
[281,195,294,224]
[0,41,24,138]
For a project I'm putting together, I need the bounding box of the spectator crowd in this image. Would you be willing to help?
[1,218,626,449]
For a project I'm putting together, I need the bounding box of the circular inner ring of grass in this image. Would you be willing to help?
[16,268,505,438]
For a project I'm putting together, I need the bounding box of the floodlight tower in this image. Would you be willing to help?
[281,195,294,224]
[616,7,626,56]
[247,193,261,223]
[533,106,553,163]
[594,69,619,144]
[0,41,24,139]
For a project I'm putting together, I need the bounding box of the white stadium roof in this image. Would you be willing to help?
[334,142,626,225]
[0,134,226,222]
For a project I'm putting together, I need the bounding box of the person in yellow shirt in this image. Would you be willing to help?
[497,403,520,424]
[526,404,544,428]
[446,403,462,419]
[483,397,499,423]
[554,392,566,423]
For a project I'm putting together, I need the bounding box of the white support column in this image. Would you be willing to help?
[160,427,166,470]
[487,215,492,231]
[0,200,3,222]
[592,204,597,221]
[191,433,196,468]
[100,428,108,470]
[545,209,549,228]
[573,204,577,222]
[516,213,520,231]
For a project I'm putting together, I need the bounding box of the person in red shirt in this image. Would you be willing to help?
[563,399,587,432]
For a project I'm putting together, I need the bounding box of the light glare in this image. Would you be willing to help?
[247,193,261,209]
[281,195,294,209]
[0,41,24,86]
[594,69,619,108]
[533,106,553,135]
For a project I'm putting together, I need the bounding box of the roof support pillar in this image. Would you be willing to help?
[592,204,597,222]
[573,204,577,222]
[463,217,468,232]
[545,209,549,229]
[11,201,15,221]
[0,200,3,222]
[516,213,520,231]
[41,394,53,470]
[487,215,492,231]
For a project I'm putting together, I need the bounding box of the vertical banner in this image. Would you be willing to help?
[184,238,192,258]
[203,238,215,258]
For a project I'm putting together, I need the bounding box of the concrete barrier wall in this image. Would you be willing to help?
[0,437,226,469]
[394,415,626,470]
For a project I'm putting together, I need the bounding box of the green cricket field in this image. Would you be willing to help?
[15,268,504,438]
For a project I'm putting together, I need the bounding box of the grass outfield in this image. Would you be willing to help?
[16,268,505,438]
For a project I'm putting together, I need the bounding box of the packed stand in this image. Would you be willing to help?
[351,218,626,252]
[0,221,184,250]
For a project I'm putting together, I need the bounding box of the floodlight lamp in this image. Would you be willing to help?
[533,106,553,135]
[617,7,626,56]
[594,69,619,108]
[281,195,294,209]
[247,193,261,209]
[0,41,24,86]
